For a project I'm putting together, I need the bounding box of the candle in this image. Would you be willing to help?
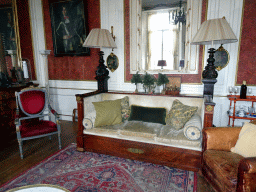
[22,61,29,78]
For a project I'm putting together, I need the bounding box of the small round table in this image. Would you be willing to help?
[7,184,70,192]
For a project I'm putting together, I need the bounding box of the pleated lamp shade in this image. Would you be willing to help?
[191,17,237,45]
[83,28,117,49]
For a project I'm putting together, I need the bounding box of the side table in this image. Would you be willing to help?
[6,184,70,192]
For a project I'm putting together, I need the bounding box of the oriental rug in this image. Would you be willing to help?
[1,143,197,192]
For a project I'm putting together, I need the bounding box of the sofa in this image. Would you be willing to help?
[76,91,215,172]
[202,121,256,192]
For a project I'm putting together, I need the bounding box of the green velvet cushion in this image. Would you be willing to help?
[166,99,198,130]
[128,105,166,125]
[93,99,122,127]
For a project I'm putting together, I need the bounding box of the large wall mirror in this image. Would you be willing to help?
[0,0,21,86]
[130,0,203,75]
[0,0,34,87]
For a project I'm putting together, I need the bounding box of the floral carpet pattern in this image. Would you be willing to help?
[1,144,197,192]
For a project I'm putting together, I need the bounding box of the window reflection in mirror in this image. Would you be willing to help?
[129,0,202,75]
[141,0,186,71]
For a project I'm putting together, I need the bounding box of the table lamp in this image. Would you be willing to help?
[157,60,167,69]
[191,17,237,98]
[83,28,117,92]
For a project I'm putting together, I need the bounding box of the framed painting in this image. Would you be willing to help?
[49,0,90,56]
[0,4,16,51]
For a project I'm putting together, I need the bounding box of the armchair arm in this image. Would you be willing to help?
[48,105,58,116]
[202,127,241,152]
[48,105,60,124]
[237,158,256,192]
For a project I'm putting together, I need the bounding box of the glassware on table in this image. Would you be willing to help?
[238,105,246,117]
[247,88,252,96]
[227,107,234,116]
[233,87,239,96]
[228,86,234,95]
[248,106,255,116]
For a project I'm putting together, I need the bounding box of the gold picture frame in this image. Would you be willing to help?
[106,52,119,72]
[166,76,181,88]
[214,44,230,71]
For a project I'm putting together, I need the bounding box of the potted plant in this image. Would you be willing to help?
[142,72,156,94]
[131,71,142,93]
[157,73,169,94]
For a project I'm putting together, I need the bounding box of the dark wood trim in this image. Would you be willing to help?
[203,96,215,128]
[75,90,102,149]
[81,134,201,172]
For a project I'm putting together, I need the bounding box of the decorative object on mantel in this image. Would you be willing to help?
[142,72,156,94]
[214,44,230,71]
[156,73,169,94]
[191,17,238,99]
[83,28,117,92]
[165,86,180,95]
[165,76,181,95]
[131,71,142,93]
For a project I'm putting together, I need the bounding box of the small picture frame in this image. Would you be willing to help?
[214,44,230,71]
[49,0,90,56]
[106,52,119,72]
[166,76,181,89]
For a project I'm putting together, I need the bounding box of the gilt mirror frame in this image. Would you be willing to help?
[0,0,22,70]
[124,0,208,84]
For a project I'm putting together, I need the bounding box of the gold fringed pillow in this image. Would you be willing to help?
[93,99,122,127]
[166,99,198,130]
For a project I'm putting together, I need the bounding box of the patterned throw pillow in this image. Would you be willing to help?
[166,99,198,130]
[183,114,202,140]
[83,118,94,130]
[121,96,130,122]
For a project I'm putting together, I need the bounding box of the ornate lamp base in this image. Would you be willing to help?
[95,51,110,92]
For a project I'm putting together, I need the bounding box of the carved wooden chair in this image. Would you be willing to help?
[15,87,61,159]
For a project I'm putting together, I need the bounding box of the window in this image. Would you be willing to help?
[143,10,185,71]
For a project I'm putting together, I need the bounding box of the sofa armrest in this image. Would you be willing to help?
[237,158,256,192]
[202,127,241,152]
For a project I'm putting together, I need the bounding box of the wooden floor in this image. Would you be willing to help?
[0,120,214,191]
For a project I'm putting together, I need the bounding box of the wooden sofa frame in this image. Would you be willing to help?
[76,91,215,172]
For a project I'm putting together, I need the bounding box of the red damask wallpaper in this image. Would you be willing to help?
[43,0,100,80]
[236,0,256,86]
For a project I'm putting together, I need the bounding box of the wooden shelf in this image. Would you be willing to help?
[228,95,256,127]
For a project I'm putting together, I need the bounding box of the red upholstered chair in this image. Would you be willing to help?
[15,87,61,159]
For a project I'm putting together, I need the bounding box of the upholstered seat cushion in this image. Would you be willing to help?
[203,150,243,191]
[20,120,58,137]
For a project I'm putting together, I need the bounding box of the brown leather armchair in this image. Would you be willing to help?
[202,126,256,192]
